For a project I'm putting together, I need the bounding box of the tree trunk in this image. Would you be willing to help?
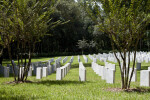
[7,44,16,81]
[0,55,3,65]
[25,43,32,81]
[128,39,139,88]
[0,49,3,65]
[82,49,83,55]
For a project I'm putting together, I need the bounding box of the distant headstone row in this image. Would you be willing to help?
[55,57,62,71]
[88,54,97,63]
[0,65,9,77]
[35,57,74,80]
[35,57,62,79]
[83,55,88,63]
[33,58,56,76]
[105,62,116,71]
[70,56,74,63]
[47,59,55,74]
[62,57,68,63]
[56,63,71,80]
[88,54,93,60]
[79,62,86,82]
[96,55,107,62]
[97,52,150,64]
[0,56,74,79]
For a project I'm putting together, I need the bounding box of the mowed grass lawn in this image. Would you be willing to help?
[0,55,150,100]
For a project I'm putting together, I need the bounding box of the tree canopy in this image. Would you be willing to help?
[85,0,150,89]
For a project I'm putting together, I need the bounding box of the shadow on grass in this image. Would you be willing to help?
[3,79,91,87]
[124,87,150,93]
[28,80,89,86]
[141,66,149,70]
[0,89,45,100]
[107,87,150,93]
[6,80,91,86]
[71,63,91,69]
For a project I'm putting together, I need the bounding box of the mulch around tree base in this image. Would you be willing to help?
[105,88,123,92]
[105,88,150,93]
[4,80,33,84]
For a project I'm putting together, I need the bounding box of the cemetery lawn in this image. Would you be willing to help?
[1,56,150,100]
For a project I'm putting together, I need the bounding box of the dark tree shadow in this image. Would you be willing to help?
[0,89,45,100]
[0,89,46,100]
[83,63,92,67]
[124,87,150,93]
[29,80,89,86]
[3,79,91,87]
[71,63,91,69]
[141,66,149,70]
[71,64,79,69]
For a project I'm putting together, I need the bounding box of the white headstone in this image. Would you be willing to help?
[56,68,62,80]
[101,67,106,80]
[19,67,24,79]
[4,67,9,77]
[36,67,42,79]
[56,63,71,80]
[148,67,150,70]
[93,58,97,63]
[106,69,115,84]
[47,64,52,75]
[42,67,48,77]
[129,68,137,82]
[28,67,32,76]
[79,62,86,81]
[140,70,150,87]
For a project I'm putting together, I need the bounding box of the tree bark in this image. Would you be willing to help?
[128,39,139,88]
[25,43,32,81]
[7,43,16,81]
[0,49,3,65]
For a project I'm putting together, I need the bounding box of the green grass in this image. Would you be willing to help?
[0,55,150,100]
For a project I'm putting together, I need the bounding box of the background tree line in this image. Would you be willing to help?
[30,0,150,56]
[0,0,150,61]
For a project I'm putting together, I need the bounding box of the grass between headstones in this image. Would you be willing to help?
[0,55,150,99]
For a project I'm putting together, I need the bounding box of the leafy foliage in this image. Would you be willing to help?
[85,0,150,89]
[0,0,61,82]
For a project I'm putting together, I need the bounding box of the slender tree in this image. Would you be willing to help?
[0,0,62,82]
[85,0,150,89]
[77,38,89,54]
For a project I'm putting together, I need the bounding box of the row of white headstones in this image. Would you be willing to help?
[36,56,74,79]
[56,61,86,82]
[0,55,86,81]
[92,62,115,84]
[96,52,150,63]
[78,54,150,87]
[56,56,85,81]
[0,56,74,79]
[1,53,150,87]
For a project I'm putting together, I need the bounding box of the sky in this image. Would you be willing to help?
[74,0,103,10]
[74,0,78,2]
